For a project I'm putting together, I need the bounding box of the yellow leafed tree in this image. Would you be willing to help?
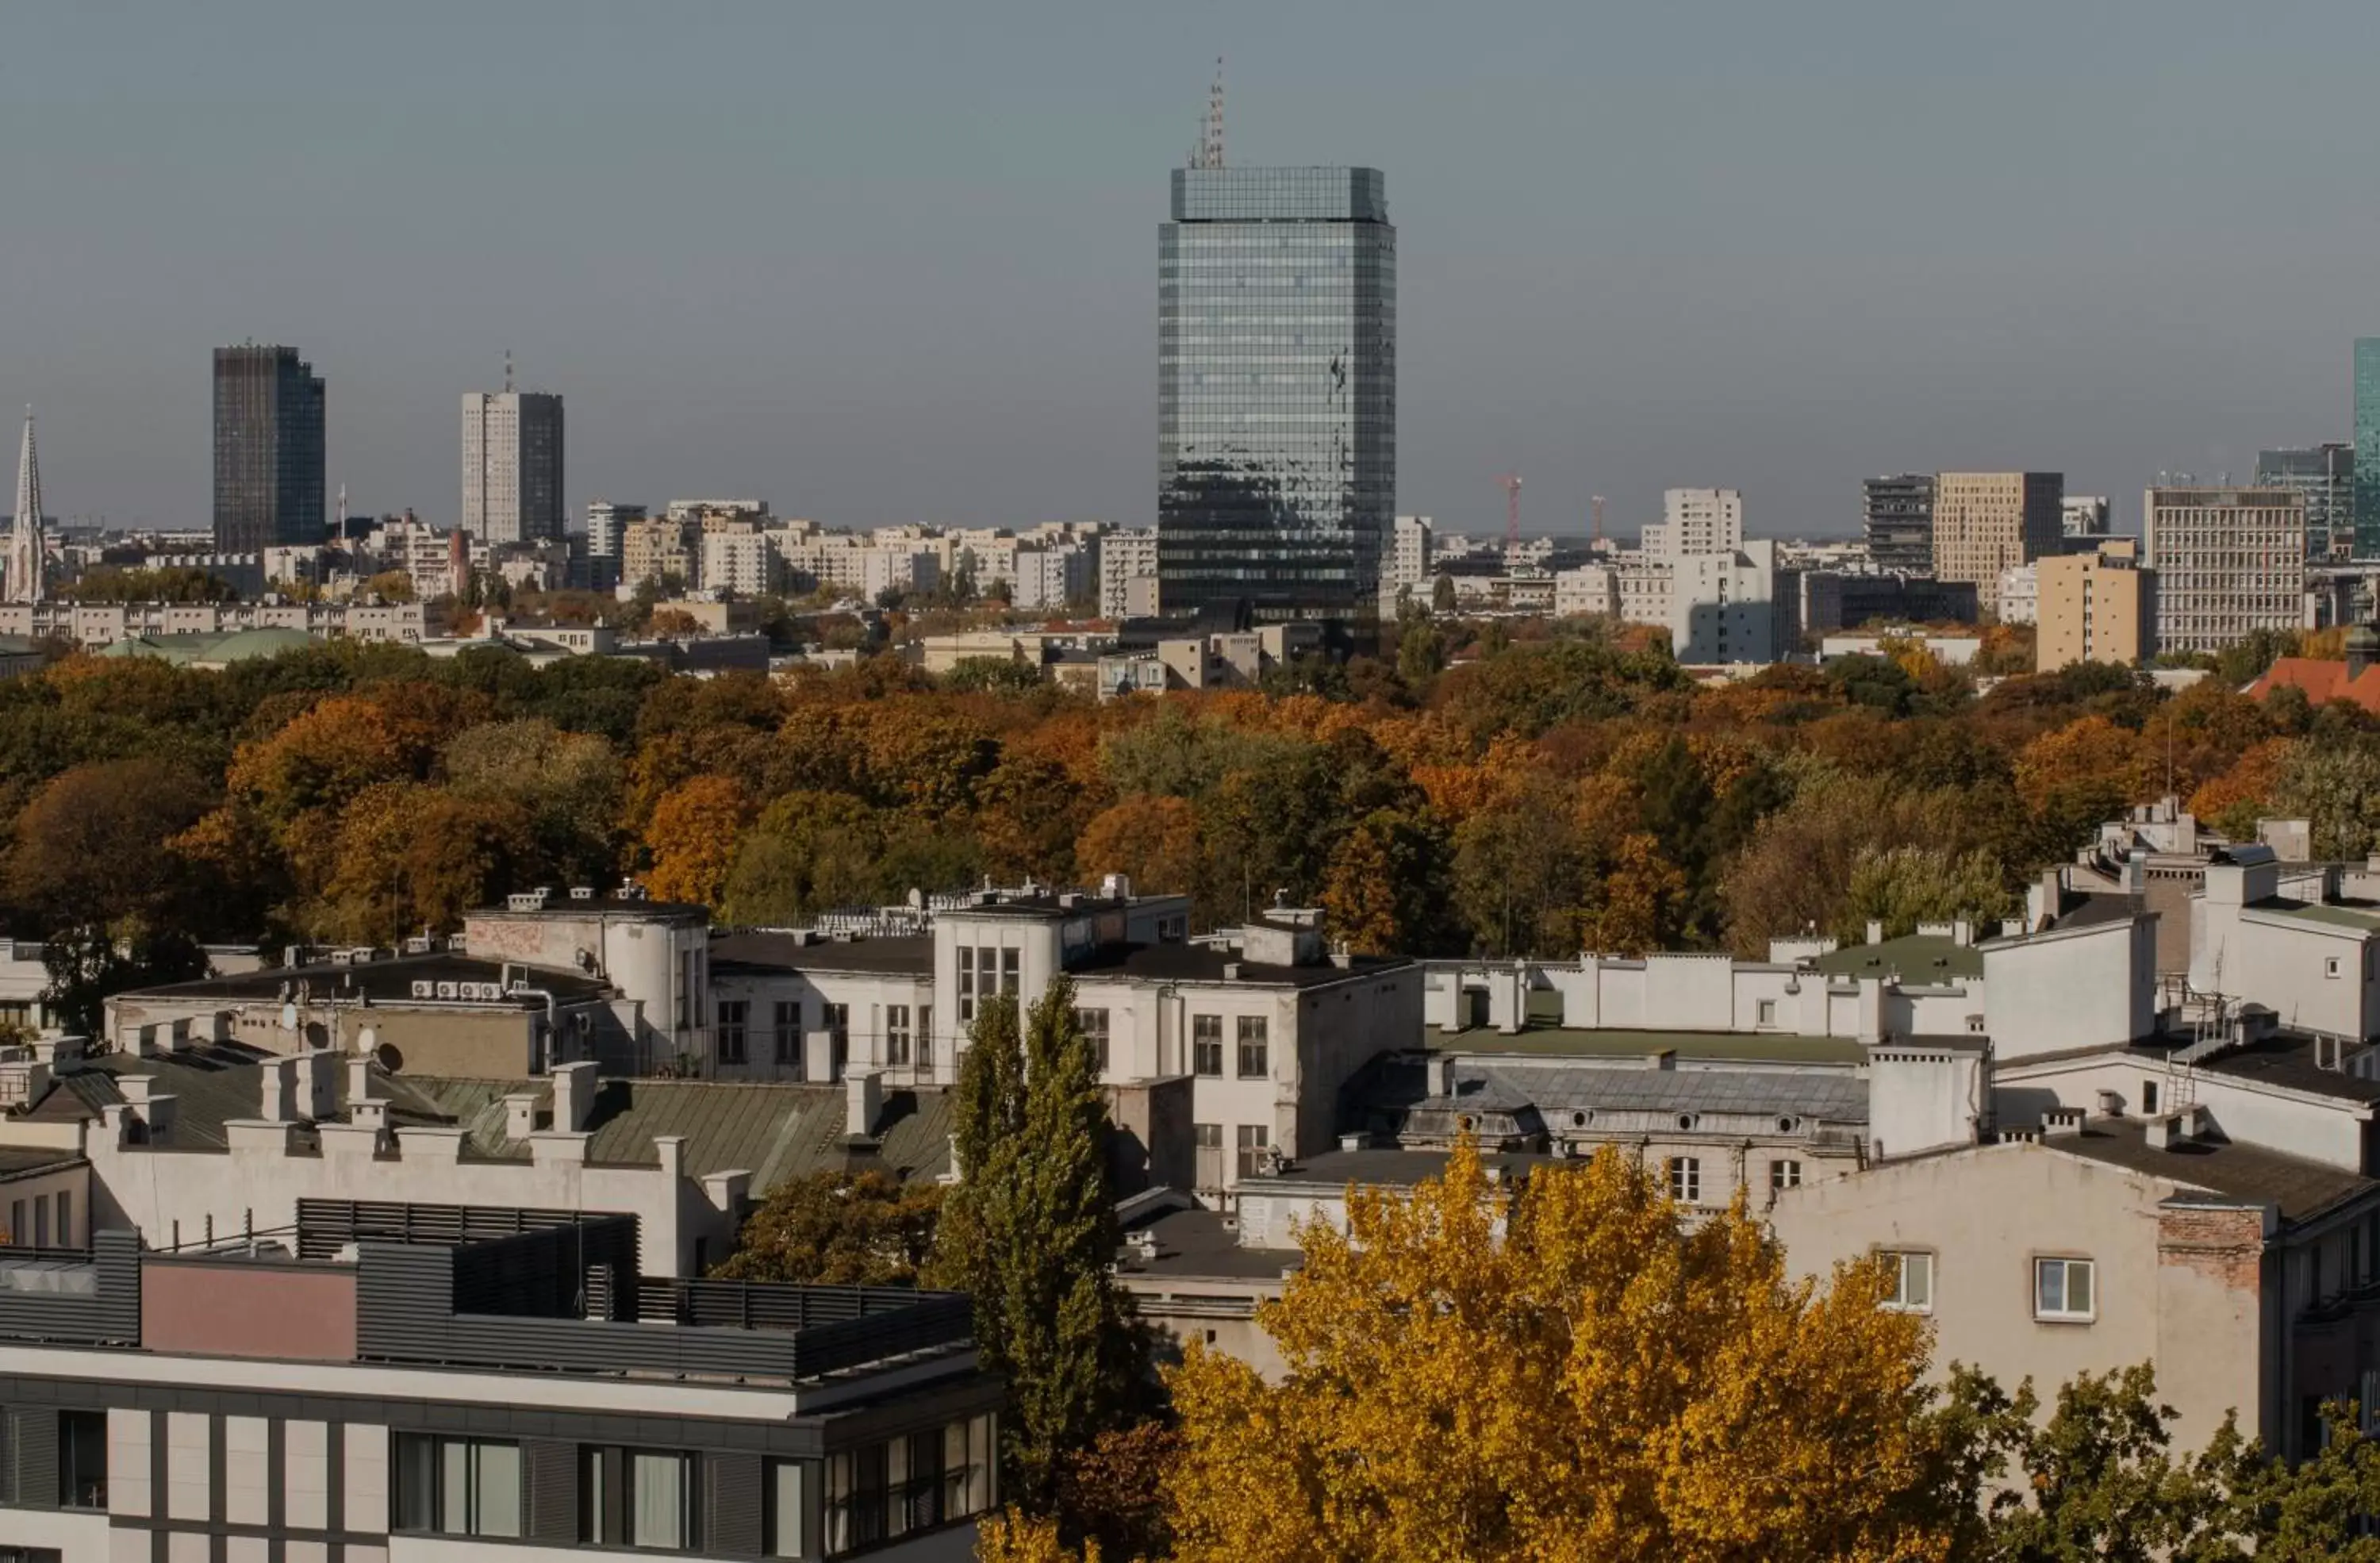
[1151,1143,1956,1563]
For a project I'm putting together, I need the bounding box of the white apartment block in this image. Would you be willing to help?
[699,525,781,597]
[1554,563,1618,617]
[1669,540,1783,664]
[1100,527,1160,619]
[585,500,641,563]
[1008,542,1092,612]
[1380,515,1434,611]
[1642,488,1744,559]
[0,600,428,648]
[459,390,566,545]
[1996,562,2040,626]
[2145,486,2307,655]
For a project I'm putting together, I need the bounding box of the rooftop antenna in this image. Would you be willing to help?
[1199,57,1226,169]
[503,350,514,394]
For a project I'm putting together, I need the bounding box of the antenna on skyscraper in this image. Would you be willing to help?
[504,350,514,394]
[1201,57,1226,169]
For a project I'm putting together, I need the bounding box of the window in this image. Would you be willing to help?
[54,1191,70,1250]
[2036,1257,2095,1321]
[1882,1251,1933,1313]
[717,1000,748,1066]
[824,1004,849,1075]
[1192,1015,1223,1076]
[7,1199,21,1245]
[2328,956,2344,979]
[1236,1124,1271,1179]
[766,1459,806,1557]
[582,1447,695,1550]
[1076,1008,1111,1073]
[395,1434,520,1538]
[957,947,977,1023]
[630,1451,694,1550]
[57,1410,105,1508]
[887,1005,912,1067]
[1236,1016,1269,1078]
[823,1415,995,1556]
[2141,1081,2159,1116]
[918,1006,933,1071]
[33,1197,47,1248]
[1667,1156,1701,1204]
[774,1000,802,1070]
[1000,947,1019,996]
[1756,998,1777,1026]
[1770,1159,1802,1193]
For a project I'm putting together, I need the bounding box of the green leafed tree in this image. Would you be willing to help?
[928,979,1142,1520]
[710,1169,942,1287]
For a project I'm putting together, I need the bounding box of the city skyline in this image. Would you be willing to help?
[5,2,2378,539]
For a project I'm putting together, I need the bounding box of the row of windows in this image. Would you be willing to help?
[714,999,862,1072]
[1195,1121,1276,1179]
[957,946,1019,1023]
[1879,1251,2098,1323]
[395,1415,995,1557]
[2,1190,71,1248]
[1191,1014,1269,1078]
[1664,1155,1801,1204]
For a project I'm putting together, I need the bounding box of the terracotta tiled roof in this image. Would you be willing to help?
[2250,657,2380,713]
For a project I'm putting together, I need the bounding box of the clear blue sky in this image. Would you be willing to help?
[3,1,2374,537]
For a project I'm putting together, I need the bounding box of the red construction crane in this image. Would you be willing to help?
[1494,473,1522,553]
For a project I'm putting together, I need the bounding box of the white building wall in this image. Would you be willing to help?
[1981,919,2157,1061]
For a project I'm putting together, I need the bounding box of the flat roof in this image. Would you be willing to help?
[467,897,711,920]
[2148,1033,2380,1104]
[1812,934,1983,981]
[1429,1028,1868,1066]
[113,952,612,1009]
[1248,1146,1553,1190]
[711,932,934,978]
[2050,1120,2375,1223]
[1071,942,1407,989]
[2255,898,2380,932]
[1115,1207,1299,1284]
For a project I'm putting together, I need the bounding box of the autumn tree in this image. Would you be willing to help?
[712,1169,942,1287]
[1320,808,1453,956]
[1842,845,2013,943]
[720,791,885,926]
[2,757,213,935]
[42,924,210,1040]
[1154,1142,1958,1562]
[930,981,1142,1519]
[442,717,624,885]
[1074,797,1201,897]
[642,774,754,908]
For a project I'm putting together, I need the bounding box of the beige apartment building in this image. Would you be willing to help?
[2036,539,2151,671]
[2144,486,2306,656]
[620,515,700,589]
[1933,472,2064,617]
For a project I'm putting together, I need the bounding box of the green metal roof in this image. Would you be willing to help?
[2259,900,2380,932]
[1812,934,1983,981]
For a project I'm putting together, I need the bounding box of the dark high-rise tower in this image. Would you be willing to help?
[213,344,326,552]
[1862,474,1935,576]
[1157,106,1395,620]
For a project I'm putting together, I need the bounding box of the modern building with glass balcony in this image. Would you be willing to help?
[1157,166,1395,622]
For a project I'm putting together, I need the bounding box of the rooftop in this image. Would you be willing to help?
[1812,934,1983,982]
[1429,1027,1868,1066]
[469,895,711,921]
[712,931,935,978]
[2049,1120,2376,1223]
[1115,1206,1299,1284]
[2144,1032,2380,1105]
[1069,941,1403,989]
[1245,1145,1553,1191]
[113,950,614,1009]
[2252,898,2380,933]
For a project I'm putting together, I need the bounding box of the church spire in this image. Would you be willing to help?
[7,407,43,605]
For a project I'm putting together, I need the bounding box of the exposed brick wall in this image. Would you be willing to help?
[2158,1204,2265,1293]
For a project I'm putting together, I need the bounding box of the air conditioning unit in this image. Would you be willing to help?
[409,981,433,1000]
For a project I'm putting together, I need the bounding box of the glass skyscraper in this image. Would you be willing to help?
[2255,443,2352,562]
[213,344,326,553]
[1158,166,1395,620]
[2355,340,2380,559]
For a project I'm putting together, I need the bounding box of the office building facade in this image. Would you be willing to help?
[2357,340,2380,559]
[213,346,326,553]
[2255,444,2353,563]
[1932,472,2063,617]
[461,390,566,544]
[1862,474,1935,575]
[1157,166,1395,620]
[2144,486,2306,655]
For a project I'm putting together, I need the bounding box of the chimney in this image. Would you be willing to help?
[1952,919,1973,947]
[259,1058,296,1123]
[299,1050,338,1119]
[846,1070,885,1141]
[347,1054,375,1106]
[551,1061,597,1132]
[2347,622,2378,682]
[1865,920,1884,946]
[2041,1106,2087,1138]
[503,1093,539,1141]
[117,1076,155,1106]
[1427,1054,1458,1097]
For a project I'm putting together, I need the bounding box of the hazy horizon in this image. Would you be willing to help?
[4,1,2373,540]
